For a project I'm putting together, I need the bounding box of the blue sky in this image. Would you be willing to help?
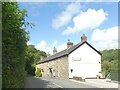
[19,2,118,54]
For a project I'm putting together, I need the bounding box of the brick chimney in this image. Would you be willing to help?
[81,34,87,42]
[53,47,57,54]
[67,39,73,49]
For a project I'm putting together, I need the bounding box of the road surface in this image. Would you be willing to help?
[25,76,119,89]
[25,76,60,88]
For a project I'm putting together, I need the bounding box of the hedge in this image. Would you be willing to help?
[2,2,29,88]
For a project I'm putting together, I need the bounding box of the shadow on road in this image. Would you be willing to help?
[25,76,51,88]
[25,76,64,89]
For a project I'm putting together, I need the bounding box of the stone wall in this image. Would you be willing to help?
[36,56,69,79]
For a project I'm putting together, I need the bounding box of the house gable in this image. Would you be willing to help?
[68,41,102,55]
[68,42,101,78]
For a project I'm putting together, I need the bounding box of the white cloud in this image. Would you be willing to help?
[52,40,58,46]
[91,26,118,50]
[57,43,66,52]
[27,41,33,45]
[35,40,67,55]
[35,40,47,50]
[52,3,81,29]
[35,40,52,54]
[63,9,108,35]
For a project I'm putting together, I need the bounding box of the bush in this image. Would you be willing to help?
[35,68,42,77]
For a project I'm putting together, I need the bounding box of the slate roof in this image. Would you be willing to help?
[37,41,102,64]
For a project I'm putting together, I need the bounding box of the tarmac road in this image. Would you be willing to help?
[41,77,97,88]
[25,76,60,88]
[25,76,119,89]
[25,76,96,88]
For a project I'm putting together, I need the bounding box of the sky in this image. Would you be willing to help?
[18,1,119,54]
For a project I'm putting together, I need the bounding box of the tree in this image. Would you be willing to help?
[101,49,119,76]
[25,45,36,75]
[2,2,29,88]
[25,45,47,75]
[102,61,111,75]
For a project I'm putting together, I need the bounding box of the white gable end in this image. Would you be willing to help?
[68,43,101,78]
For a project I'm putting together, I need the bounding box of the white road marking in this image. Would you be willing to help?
[52,82,63,88]
[40,77,63,88]
[40,78,47,81]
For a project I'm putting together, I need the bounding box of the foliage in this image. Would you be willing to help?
[2,2,29,88]
[25,45,47,75]
[35,68,42,77]
[101,49,118,62]
[101,49,119,76]
[110,71,120,81]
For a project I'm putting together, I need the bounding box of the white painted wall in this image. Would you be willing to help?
[68,43,101,78]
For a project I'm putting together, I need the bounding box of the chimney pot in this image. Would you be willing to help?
[81,34,87,42]
[67,39,73,49]
[53,47,57,54]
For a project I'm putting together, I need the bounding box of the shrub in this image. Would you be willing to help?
[35,68,42,77]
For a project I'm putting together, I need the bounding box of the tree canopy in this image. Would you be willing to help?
[101,49,119,75]
[2,2,47,88]
[25,45,47,75]
[2,2,29,88]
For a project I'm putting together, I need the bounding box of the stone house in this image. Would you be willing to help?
[36,34,102,79]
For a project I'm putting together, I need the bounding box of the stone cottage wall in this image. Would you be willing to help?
[36,56,69,79]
